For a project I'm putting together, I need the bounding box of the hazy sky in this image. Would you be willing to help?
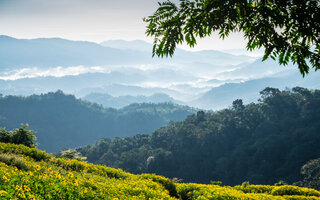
[0,0,248,50]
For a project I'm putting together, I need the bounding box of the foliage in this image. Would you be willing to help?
[145,0,320,75]
[210,181,222,186]
[57,149,87,161]
[275,180,288,186]
[0,142,319,199]
[0,153,31,171]
[296,158,320,191]
[79,87,320,186]
[0,91,196,152]
[176,183,320,200]
[270,185,320,197]
[141,173,179,198]
[0,124,37,148]
[0,142,50,162]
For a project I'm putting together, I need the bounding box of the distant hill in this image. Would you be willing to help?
[0,91,196,152]
[100,40,153,52]
[0,35,152,69]
[193,70,320,110]
[0,35,253,70]
[100,39,254,65]
[83,93,180,109]
[216,58,295,79]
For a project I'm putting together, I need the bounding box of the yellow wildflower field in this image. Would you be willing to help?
[0,142,319,200]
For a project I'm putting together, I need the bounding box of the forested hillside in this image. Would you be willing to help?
[79,87,320,186]
[0,91,196,152]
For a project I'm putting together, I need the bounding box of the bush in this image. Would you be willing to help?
[0,153,30,171]
[234,184,273,194]
[53,158,86,172]
[176,183,199,200]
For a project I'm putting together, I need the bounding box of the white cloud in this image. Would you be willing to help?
[0,66,107,80]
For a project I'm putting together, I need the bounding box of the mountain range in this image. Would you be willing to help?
[0,35,252,70]
[1,35,319,110]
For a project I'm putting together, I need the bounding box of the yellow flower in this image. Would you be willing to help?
[74,180,79,187]
[0,190,7,196]
[68,172,74,178]
[23,185,31,192]
[18,191,26,198]
[35,165,41,171]
[47,167,53,174]
[56,173,61,179]
[29,194,36,200]
[3,175,9,182]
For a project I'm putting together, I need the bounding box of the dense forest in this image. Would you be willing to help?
[0,91,196,152]
[78,87,320,186]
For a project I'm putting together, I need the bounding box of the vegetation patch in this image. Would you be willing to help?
[1,142,320,199]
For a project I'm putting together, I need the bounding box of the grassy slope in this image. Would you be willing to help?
[0,143,320,200]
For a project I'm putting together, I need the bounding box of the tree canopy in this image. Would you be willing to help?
[0,91,196,153]
[296,157,320,190]
[79,87,320,186]
[145,0,320,76]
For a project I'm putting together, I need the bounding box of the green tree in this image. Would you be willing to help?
[0,124,37,148]
[232,99,245,110]
[11,124,37,148]
[295,158,320,190]
[145,0,320,75]
[0,128,11,143]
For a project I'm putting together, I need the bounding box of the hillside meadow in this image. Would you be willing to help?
[0,142,320,199]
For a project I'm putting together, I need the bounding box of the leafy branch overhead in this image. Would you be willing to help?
[145,0,320,76]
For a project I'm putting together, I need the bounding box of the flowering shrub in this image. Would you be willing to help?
[234,184,274,194]
[0,143,50,161]
[0,142,320,200]
[271,185,320,197]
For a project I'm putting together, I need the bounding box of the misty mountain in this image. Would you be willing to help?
[0,35,152,69]
[101,39,255,65]
[0,91,196,152]
[100,39,255,65]
[217,58,296,79]
[83,93,180,109]
[0,35,253,70]
[0,77,188,101]
[100,40,153,52]
[2,35,319,111]
[193,70,320,110]
[0,72,146,93]
[76,84,188,100]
